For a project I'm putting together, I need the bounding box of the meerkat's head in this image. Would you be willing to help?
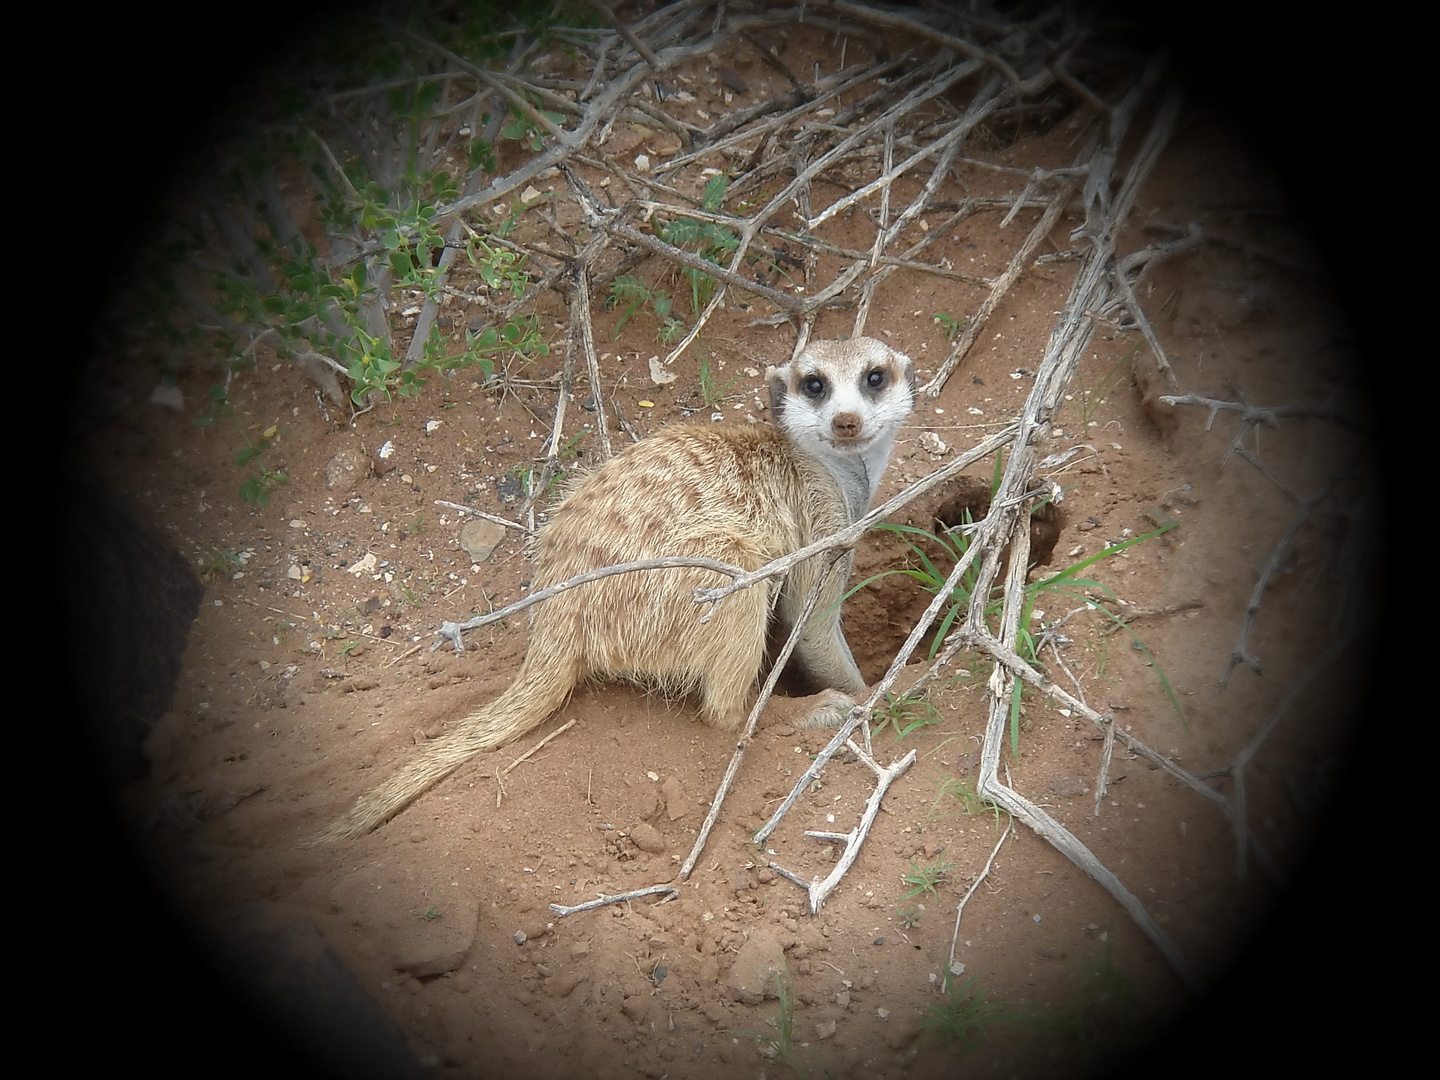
[767,337,915,461]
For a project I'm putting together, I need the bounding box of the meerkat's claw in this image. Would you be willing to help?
[796,688,863,729]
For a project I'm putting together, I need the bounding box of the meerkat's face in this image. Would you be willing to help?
[767,337,915,456]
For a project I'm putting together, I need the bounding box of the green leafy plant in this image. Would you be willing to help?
[697,352,738,406]
[416,906,443,921]
[1019,525,1188,734]
[499,90,565,152]
[859,498,1183,755]
[607,274,678,340]
[728,971,796,1064]
[851,518,984,660]
[1022,941,1137,1049]
[932,311,968,340]
[923,949,1135,1058]
[608,173,739,343]
[112,5,604,513]
[233,423,289,505]
[1075,342,1144,430]
[199,547,245,582]
[661,173,739,317]
[923,975,1021,1052]
[406,314,548,397]
[899,858,954,901]
[555,426,591,460]
[931,774,1008,831]
[509,461,567,502]
[510,427,591,501]
[872,690,944,740]
[469,231,528,286]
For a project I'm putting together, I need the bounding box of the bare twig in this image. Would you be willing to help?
[434,500,534,537]
[568,261,612,460]
[923,169,1082,397]
[430,555,752,653]
[588,0,665,71]
[816,0,1027,86]
[1222,472,1341,685]
[550,883,678,917]
[502,718,577,775]
[1159,392,1360,434]
[1229,635,1353,877]
[695,424,1019,612]
[548,549,853,916]
[945,821,1012,985]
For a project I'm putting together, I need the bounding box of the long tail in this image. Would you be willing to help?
[314,651,580,843]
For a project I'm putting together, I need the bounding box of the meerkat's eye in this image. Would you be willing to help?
[866,368,887,390]
[801,374,828,397]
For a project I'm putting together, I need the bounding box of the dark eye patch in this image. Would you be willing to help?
[865,368,888,390]
[800,374,828,397]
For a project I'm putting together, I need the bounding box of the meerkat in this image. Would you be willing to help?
[318,337,914,841]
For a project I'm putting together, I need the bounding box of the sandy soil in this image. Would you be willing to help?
[63,5,1381,1079]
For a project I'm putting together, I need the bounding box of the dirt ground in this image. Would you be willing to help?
[67,6,1378,1080]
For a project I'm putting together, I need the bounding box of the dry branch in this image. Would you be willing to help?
[945,821,1012,984]
[502,718,577,775]
[897,59,1215,993]
[430,555,753,653]
[434,499,534,537]
[550,883,677,917]
[922,169,1081,396]
[769,739,917,914]
[695,424,1019,612]
[676,552,851,884]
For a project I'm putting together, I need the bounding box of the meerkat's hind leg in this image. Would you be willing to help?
[694,571,773,732]
[773,602,868,729]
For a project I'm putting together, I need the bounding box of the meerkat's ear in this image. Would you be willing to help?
[889,347,917,397]
[766,364,789,419]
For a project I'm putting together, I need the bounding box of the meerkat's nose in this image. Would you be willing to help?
[832,412,862,441]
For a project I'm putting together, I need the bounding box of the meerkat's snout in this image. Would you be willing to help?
[831,411,863,443]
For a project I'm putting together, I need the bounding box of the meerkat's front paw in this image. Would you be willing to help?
[797,688,863,729]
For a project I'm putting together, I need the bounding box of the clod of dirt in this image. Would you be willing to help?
[629,821,667,854]
[460,518,506,563]
[324,446,370,489]
[1133,359,1180,441]
[658,775,694,820]
[725,925,787,1005]
[544,972,584,998]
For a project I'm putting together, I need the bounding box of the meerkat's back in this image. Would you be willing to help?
[536,422,844,724]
